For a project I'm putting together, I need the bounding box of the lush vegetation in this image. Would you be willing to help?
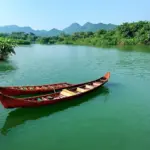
[0,41,15,60]
[37,21,150,46]
[0,21,150,48]
[0,32,38,45]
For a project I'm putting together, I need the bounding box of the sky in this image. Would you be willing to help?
[0,0,149,30]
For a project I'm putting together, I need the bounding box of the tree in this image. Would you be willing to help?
[0,41,16,60]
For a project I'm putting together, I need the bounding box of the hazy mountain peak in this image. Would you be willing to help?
[70,23,81,27]
[83,22,93,26]
[63,23,82,34]
[50,28,61,31]
[0,22,117,36]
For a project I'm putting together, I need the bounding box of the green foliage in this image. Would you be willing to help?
[0,41,15,60]
[16,39,31,45]
[0,32,35,45]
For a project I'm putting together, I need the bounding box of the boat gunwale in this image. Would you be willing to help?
[0,82,72,89]
[0,82,73,96]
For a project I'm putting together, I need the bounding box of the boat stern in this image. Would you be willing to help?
[0,92,12,109]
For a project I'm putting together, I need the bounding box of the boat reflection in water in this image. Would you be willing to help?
[0,86,109,135]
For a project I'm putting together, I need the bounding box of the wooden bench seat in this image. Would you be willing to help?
[60,89,76,97]
[76,87,87,93]
[85,84,94,89]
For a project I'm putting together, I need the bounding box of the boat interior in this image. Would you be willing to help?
[9,83,71,90]
[24,81,103,102]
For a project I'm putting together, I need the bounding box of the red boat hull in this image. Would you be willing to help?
[0,83,73,96]
[0,72,110,109]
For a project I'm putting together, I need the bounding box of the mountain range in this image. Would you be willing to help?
[0,22,117,37]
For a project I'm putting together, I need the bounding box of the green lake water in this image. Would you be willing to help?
[0,44,150,150]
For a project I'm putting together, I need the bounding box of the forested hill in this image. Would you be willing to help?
[63,22,116,34]
[37,21,150,46]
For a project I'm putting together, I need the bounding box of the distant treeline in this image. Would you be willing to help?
[0,32,36,45]
[0,21,150,46]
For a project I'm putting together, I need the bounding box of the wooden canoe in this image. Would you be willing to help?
[0,87,109,135]
[0,72,110,109]
[0,82,73,96]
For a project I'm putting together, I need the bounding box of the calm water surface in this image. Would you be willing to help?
[0,44,150,150]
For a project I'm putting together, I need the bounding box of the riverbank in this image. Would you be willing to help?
[0,21,150,47]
